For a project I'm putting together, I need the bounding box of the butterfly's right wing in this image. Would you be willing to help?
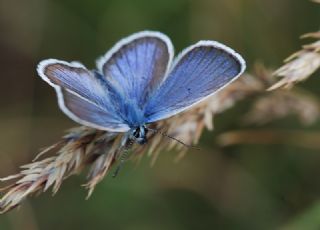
[144,41,246,123]
[37,59,130,132]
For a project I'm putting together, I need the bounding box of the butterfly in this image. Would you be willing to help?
[37,31,246,146]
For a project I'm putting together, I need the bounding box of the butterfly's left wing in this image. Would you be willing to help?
[144,41,246,123]
[37,59,130,132]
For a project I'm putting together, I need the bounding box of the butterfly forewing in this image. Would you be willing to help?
[144,41,246,122]
[97,31,173,108]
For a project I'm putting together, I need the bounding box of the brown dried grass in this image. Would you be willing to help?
[269,31,320,90]
[0,70,268,213]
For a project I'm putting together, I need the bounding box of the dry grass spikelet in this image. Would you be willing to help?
[269,31,320,90]
[244,89,320,125]
[0,71,266,213]
[1,61,318,213]
[0,127,115,213]
[1,64,319,213]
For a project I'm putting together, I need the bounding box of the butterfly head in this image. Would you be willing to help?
[131,125,148,145]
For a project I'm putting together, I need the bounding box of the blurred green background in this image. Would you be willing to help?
[0,0,320,229]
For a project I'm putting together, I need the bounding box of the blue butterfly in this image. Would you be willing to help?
[37,31,246,145]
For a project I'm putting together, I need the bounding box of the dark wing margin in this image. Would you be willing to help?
[37,59,130,132]
[144,41,246,123]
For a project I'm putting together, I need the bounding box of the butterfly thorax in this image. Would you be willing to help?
[130,125,148,145]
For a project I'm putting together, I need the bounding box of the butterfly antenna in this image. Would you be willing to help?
[147,128,200,150]
[112,140,134,178]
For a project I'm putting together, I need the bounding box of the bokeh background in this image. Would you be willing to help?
[0,0,320,229]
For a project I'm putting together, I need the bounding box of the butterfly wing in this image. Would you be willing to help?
[96,31,174,109]
[144,41,246,122]
[37,59,130,132]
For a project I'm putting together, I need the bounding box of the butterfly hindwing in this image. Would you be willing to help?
[144,41,246,122]
[37,60,130,132]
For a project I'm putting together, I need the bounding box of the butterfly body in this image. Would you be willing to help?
[96,73,150,144]
[131,125,148,145]
[37,31,246,145]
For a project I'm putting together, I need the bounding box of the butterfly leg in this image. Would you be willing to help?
[112,136,135,177]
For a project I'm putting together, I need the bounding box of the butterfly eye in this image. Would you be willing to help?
[133,128,140,138]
